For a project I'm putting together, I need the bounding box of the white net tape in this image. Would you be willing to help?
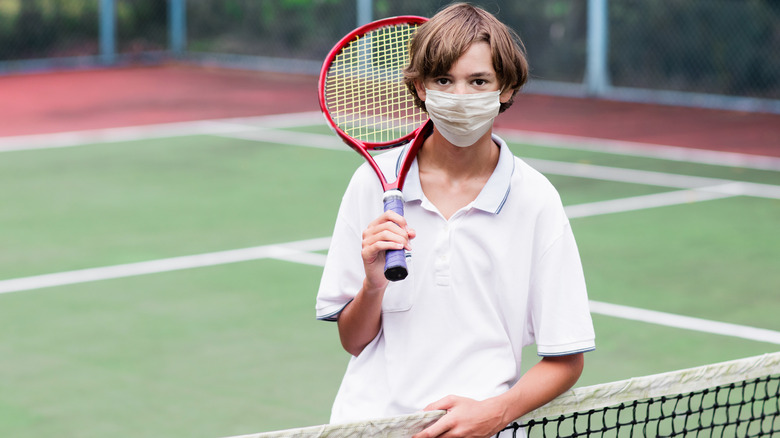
[222,352,780,438]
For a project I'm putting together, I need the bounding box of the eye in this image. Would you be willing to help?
[473,78,488,86]
[434,77,451,86]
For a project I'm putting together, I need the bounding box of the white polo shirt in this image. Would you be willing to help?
[316,135,595,424]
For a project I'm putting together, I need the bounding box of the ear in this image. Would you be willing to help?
[414,80,427,102]
[499,87,515,104]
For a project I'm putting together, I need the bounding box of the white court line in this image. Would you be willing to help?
[1,112,778,344]
[224,128,346,150]
[526,159,780,200]
[0,237,330,295]
[2,232,777,345]
[497,128,780,171]
[0,112,324,152]
[564,185,740,218]
[2,111,778,173]
[0,185,737,296]
[589,301,780,345]
[216,128,780,200]
[5,115,776,201]
[217,129,780,200]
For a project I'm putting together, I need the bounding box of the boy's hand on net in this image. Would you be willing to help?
[413,395,507,438]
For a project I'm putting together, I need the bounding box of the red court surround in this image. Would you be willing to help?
[1,65,778,156]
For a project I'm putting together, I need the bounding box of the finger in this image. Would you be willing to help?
[361,243,403,267]
[364,214,408,237]
[423,395,459,412]
[379,212,414,243]
[365,210,408,232]
[362,229,408,252]
[363,223,411,253]
[412,415,453,438]
[383,210,409,229]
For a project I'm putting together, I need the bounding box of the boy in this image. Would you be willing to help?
[316,3,595,437]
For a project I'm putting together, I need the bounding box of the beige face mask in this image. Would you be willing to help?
[423,88,501,147]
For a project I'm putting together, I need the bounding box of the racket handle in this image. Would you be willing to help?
[383,190,408,281]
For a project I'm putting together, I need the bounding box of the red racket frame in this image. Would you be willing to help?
[318,15,429,193]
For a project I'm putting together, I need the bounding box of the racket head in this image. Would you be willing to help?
[319,16,429,152]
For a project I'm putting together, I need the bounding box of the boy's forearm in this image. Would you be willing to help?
[495,353,585,426]
[413,354,585,438]
[336,279,386,356]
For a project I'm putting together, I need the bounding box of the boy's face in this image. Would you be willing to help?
[414,41,515,104]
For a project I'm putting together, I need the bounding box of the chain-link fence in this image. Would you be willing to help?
[1,0,778,113]
[608,0,780,99]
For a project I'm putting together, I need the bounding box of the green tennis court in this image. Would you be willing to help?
[0,113,778,438]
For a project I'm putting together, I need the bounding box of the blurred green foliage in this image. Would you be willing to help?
[0,0,165,60]
[0,0,100,59]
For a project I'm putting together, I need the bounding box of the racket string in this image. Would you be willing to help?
[325,23,428,146]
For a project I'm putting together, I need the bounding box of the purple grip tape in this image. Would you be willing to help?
[383,191,408,281]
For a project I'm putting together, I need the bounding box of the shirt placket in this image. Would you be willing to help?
[433,220,452,288]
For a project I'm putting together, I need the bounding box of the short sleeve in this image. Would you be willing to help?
[527,221,596,356]
[315,164,383,321]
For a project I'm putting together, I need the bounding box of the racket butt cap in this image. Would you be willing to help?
[384,266,408,281]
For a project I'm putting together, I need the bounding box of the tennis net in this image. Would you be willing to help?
[223,351,780,438]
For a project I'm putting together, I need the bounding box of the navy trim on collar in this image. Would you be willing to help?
[402,134,514,215]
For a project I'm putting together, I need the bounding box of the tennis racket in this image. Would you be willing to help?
[319,16,431,282]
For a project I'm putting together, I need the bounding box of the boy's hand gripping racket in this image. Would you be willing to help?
[319,16,431,282]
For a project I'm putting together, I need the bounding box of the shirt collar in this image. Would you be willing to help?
[402,134,514,215]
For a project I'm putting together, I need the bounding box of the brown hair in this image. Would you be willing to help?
[403,3,529,113]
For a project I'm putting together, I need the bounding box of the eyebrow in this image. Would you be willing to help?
[435,72,495,78]
[431,71,496,80]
